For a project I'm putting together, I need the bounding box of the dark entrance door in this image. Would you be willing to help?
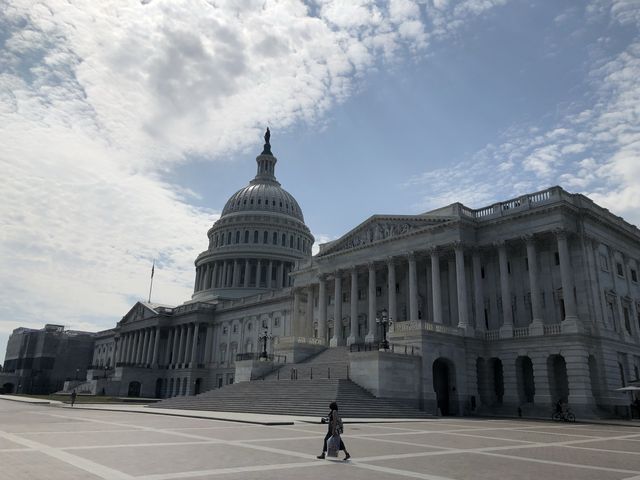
[194,378,201,395]
[433,359,451,416]
[128,381,141,397]
[155,379,162,398]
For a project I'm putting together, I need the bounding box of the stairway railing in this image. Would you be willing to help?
[349,342,420,355]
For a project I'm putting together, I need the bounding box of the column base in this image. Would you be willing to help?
[329,337,343,347]
[461,325,475,336]
[529,319,544,336]
[499,324,514,338]
[561,316,582,333]
[346,335,357,346]
[364,333,376,344]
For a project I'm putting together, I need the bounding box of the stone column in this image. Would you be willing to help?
[318,275,327,342]
[203,324,214,364]
[348,268,358,345]
[525,235,544,333]
[194,267,200,292]
[243,260,250,288]
[164,328,174,365]
[136,330,145,364]
[233,260,240,287]
[201,265,208,290]
[501,353,520,408]
[430,248,443,324]
[124,333,133,363]
[221,261,228,288]
[190,323,199,366]
[565,347,595,412]
[184,324,193,365]
[497,241,513,336]
[472,250,485,332]
[293,289,302,336]
[256,260,262,287]
[211,262,219,289]
[142,329,152,365]
[176,325,186,366]
[267,261,273,288]
[366,263,376,343]
[171,326,180,367]
[454,243,470,329]
[144,328,154,365]
[387,258,397,323]
[557,230,579,330]
[408,253,418,321]
[331,271,342,347]
[306,286,315,338]
[530,352,552,408]
[277,262,284,288]
[151,327,161,366]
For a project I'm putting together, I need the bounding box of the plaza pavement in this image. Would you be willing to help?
[1,399,640,480]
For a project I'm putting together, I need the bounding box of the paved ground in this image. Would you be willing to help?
[2,400,640,480]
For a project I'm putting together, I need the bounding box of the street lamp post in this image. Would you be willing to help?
[258,329,272,360]
[103,366,108,379]
[376,309,391,350]
[75,368,79,381]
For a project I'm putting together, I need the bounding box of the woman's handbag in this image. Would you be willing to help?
[327,433,341,458]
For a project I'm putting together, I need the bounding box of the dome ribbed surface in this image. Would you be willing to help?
[221,183,304,222]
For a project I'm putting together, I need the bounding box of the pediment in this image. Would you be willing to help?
[318,215,452,256]
[119,302,159,325]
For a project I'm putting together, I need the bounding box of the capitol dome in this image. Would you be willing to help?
[192,130,314,300]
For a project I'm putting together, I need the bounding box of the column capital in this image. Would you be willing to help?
[333,270,343,279]
[386,256,396,266]
[521,233,536,245]
[428,245,439,255]
[452,241,466,251]
[553,227,569,239]
[406,251,417,261]
[492,239,507,249]
[367,261,376,270]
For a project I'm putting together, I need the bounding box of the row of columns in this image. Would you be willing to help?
[116,323,215,369]
[194,259,293,292]
[308,231,577,343]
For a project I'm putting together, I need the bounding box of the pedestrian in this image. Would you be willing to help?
[317,401,350,461]
[70,389,77,407]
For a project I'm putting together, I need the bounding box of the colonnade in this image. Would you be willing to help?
[194,259,293,292]
[305,231,578,345]
[116,323,215,369]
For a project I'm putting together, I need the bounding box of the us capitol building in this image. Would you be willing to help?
[84,131,640,417]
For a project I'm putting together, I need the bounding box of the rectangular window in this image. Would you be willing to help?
[342,292,348,303]
[274,318,280,327]
[481,266,485,279]
[395,283,400,293]
[315,297,318,307]
[262,319,268,328]
[624,308,631,333]
[222,327,228,334]
[232,324,238,333]
[616,262,624,277]
[525,257,529,271]
[328,295,334,305]
[632,269,638,283]
[600,254,609,271]
[554,252,560,266]
[376,286,382,297]
[507,261,511,274]
[358,289,365,300]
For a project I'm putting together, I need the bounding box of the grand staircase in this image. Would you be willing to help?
[150,378,430,418]
[151,346,430,418]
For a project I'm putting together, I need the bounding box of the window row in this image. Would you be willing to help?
[213,229,310,253]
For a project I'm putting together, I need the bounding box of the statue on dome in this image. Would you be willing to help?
[264,127,271,145]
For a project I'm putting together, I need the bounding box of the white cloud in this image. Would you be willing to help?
[407,1,640,225]
[0,0,509,355]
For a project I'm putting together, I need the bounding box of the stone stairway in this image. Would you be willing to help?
[262,346,350,380]
[150,378,431,418]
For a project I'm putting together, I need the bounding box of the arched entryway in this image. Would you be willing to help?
[2,383,15,394]
[168,378,174,398]
[548,354,569,402]
[127,381,141,397]
[489,358,504,405]
[194,378,202,395]
[433,358,456,416]
[516,356,535,404]
[155,378,162,399]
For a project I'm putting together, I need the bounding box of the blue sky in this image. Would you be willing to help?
[1,0,639,364]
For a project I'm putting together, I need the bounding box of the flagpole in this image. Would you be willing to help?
[148,259,155,303]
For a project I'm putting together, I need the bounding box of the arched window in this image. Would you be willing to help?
[220,234,225,246]
[214,235,219,247]
[281,233,286,246]
[272,232,277,245]
[258,198,261,205]
[244,230,249,243]
[289,235,294,248]
[297,237,301,250]
[263,231,268,243]
[235,231,240,243]
[253,230,259,243]
[227,232,232,244]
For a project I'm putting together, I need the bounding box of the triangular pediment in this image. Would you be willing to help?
[318,215,453,256]
[119,302,168,325]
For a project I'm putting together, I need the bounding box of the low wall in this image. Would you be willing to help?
[235,359,278,383]
[349,351,422,407]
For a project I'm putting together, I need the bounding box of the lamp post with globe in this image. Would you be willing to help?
[258,329,272,360]
[376,309,392,350]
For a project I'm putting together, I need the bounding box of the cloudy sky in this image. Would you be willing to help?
[1,0,639,363]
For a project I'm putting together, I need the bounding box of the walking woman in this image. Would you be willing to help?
[317,402,350,460]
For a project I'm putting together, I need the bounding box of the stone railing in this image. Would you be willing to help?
[295,336,326,345]
[513,327,529,338]
[393,321,463,336]
[458,186,561,221]
[485,330,500,341]
[544,324,562,335]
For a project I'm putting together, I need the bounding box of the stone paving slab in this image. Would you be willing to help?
[2,400,640,480]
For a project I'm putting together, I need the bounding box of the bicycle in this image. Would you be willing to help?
[552,407,575,422]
